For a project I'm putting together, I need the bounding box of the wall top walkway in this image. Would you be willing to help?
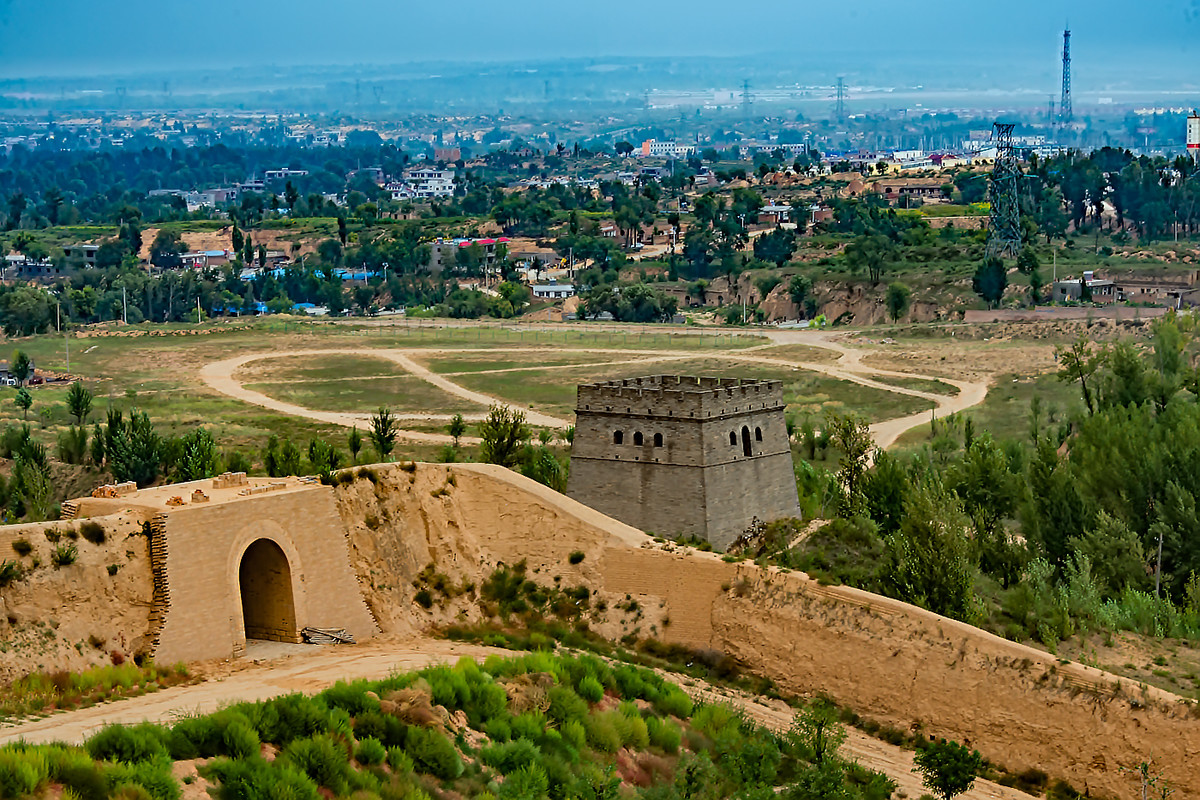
[72,476,316,518]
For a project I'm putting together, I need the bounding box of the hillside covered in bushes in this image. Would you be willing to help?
[0,652,898,800]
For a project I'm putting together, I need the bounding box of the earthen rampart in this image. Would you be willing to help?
[334,463,1200,800]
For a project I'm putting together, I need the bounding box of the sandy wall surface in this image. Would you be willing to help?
[0,514,156,681]
[331,463,1200,800]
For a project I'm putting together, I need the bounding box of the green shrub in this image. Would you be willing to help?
[612,712,649,749]
[576,675,604,704]
[321,680,379,716]
[567,551,585,565]
[472,682,508,724]
[221,720,260,760]
[0,749,49,798]
[79,521,105,545]
[104,757,181,800]
[582,712,622,753]
[0,560,22,587]
[386,746,414,773]
[86,723,168,764]
[403,727,463,780]
[282,734,352,795]
[414,589,434,609]
[653,685,694,718]
[10,539,32,557]
[546,687,588,725]
[201,756,319,800]
[51,542,78,568]
[648,717,681,753]
[355,736,386,766]
[498,763,549,800]
[560,720,586,751]
[425,666,470,710]
[483,718,512,743]
[481,738,540,774]
[510,712,547,743]
[247,693,332,745]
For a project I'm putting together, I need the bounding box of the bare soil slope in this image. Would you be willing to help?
[0,513,155,681]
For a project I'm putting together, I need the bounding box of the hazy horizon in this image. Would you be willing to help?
[1,0,1197,82]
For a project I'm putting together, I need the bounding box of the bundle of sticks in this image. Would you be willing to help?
[302,627,356,645]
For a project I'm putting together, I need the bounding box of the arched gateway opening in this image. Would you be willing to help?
[238,539,298,642]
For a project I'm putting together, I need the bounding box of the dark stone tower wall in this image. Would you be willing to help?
[566,376,801,549]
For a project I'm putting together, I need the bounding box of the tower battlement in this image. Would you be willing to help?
[577,375,784,419]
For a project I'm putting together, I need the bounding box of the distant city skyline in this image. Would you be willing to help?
[0,0,1196,81]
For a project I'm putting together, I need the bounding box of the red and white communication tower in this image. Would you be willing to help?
[1189,112,1200,163]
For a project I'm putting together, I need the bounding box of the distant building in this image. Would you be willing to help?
[873,178,948,204]
[434,147,462,162]
[4,253,60,281]
[62,244,99,268]
[640,139,696,159]
[532,282,575,300]
[347,166,385,185]
[427,237,511,275]
[1189,112,1200,163]
[264,168,309,181]
[181,250,233,270]
[402,167,456,198]
[758,203,793,224]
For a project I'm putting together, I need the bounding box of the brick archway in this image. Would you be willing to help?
[238,539,298,643]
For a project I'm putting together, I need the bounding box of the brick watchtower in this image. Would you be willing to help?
[566,375,801,550]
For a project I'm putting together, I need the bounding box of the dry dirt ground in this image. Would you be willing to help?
[199,328,989,450]
[0,636,1035,800]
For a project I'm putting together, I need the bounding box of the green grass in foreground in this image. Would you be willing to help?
[0,650,899,800]
[0,661,192,723]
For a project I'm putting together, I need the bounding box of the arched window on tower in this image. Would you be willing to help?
[613,431,623,445]
[755,427,763,441]
[729,431,737,446]
[741,426,752,457]
[653,433,663,447]
[633,432,644,446]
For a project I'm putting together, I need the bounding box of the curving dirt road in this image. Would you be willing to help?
[201,328,988,451]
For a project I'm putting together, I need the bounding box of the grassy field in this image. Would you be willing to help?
[452,357,933,423]
[0,319,764,469]
[868,374,960,396]
[245,375,478,415]
[748,343,843,364]
[892,371,1082,450]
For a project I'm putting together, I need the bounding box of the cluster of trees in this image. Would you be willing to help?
[0,140,425,230]
[1033,148,1200,242]
[782,315,1200,645]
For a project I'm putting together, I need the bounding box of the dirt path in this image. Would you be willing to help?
[199,331,989,450]
[0,638,1032,800]
[0,638,502,747]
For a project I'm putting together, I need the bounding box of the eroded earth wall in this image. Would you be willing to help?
[332,462,1200,800]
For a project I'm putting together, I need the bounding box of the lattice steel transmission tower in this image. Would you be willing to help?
[1060,28,1073,124]
[987,123,1023,260]
[741,79,754,119]
[836,77,846,121]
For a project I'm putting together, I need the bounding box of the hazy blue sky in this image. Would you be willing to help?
[0,0,1196,78]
